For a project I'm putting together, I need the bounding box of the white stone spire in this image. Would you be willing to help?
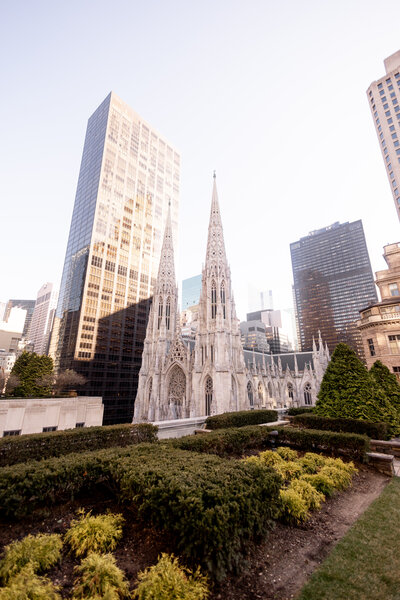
[205,174,228,275]
[155,203,176,294]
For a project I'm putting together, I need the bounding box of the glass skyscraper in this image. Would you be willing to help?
[290,221,377,358]
[182,274,202,310]
[51,92,180,424]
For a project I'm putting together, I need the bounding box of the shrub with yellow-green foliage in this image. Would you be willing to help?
[276,446,298,461]
[289,479,325,511]
[277,460,302,481]
[298,452,327,474]
[133,553,209,600]
[318,465,353,490]
[279,488,309,525]
[65,510,124,558]
[0,564,61,600]
[258,449,285,468]
[0,533,62,584]
[72,553,129,599]
[301,472,336,497]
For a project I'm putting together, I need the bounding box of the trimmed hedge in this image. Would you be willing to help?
[291,414,389,440]
[172,425,369,461]
[270,427,370,461]
[287,407,315,416]
[0,423,158,467]
[206,409,278,430]
[0,444,281,581]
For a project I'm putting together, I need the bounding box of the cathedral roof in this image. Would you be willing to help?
[242,349,314,373]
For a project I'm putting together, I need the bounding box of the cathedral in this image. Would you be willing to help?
[133,176,329,422]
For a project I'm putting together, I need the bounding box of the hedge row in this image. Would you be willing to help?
[0,444,281,581]
[287,407,315,416]
[0,423,158,466]
[172,425,370,461]
[205,409,278,429]
[291,414,389,440]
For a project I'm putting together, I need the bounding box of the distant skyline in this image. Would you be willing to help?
[1,0,400,321]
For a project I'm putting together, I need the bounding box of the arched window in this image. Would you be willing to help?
[287,383,294,400]
[258,382,263,402]
[158,297,163,329]
[168,366,186,419]
[247,381,254,408]
[304,383,312,405]
[230,375,237,411]
[165,297,171,330]
[205,377,213,416]
[268,382,273,398]
[220,281,226,318]
[211,280,217,319]
[148,378,152,403]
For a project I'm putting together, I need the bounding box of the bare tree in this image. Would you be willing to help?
[54,370,87,396]
[0,370,6,394]
[5,373,21,396]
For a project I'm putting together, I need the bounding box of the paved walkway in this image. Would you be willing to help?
[394,459,400,476]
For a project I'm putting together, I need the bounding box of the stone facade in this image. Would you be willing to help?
[134,178,329,421]
[358,243,400,374]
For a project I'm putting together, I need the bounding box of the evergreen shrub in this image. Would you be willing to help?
[0,564,61,600]
[205,409,278,429]
[291,414,389,440]
[278,487,309,525]
[0,534,62,584]
[72,553,129,599]
[0,423,158,467]
[133,553,209,600]
[369,360,400,414]
[171,425,271,456]
[9,351,54,398]
[287,407,315,416]
[65,510,124,557]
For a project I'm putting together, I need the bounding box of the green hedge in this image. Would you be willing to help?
[0,444,281,581]
[291,414,389,440]
[206,409,278,430]
[172,425,369,461]
[287,407,315,416]
[271,427,370,461]
[0,423,158,466]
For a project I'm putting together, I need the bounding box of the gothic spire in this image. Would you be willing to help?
[205,174,228,273]
[156,203,176,292]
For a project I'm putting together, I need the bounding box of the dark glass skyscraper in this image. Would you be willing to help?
[290,221,377,357]
[50,92,180,424]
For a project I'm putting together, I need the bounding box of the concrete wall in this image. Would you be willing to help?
[0,396,103,436]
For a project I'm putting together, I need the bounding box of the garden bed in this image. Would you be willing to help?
[0,465,388,599]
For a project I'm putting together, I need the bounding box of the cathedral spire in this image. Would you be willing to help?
[205,174,228,273]
[156,203,176,293]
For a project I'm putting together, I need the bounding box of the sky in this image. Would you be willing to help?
[1,0,400,321]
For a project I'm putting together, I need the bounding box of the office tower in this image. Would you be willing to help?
[27,283,58,355]
[3,300,35,337]
[367,50,400,220]
[290,221,377,357]
[51,92,180,424]
[182,275,202,310]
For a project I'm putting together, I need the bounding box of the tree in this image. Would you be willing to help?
[0,370,6,394]
[5,373,21,396]
[369,360,400,415]
[53,370,86,396]
[315,343,400,434]
[10,351,54,397]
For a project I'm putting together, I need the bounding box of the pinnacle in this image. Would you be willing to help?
[156,203,176,291]
[205,175,228,271]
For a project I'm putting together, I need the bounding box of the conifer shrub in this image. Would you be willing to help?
[301,472,336,497]
[276,446,298,461]
[278,488,309,525]
[291,414,389,440]
[298,452,333,474]
[315,343,400,435]
[287,407,315,416]
[289,479,325,510]
[133,553,209,600]
[0,534,62,584]
[0,423,158,467]
[72,553,129,599]
[64,510,124,557]
[171,425,270,456]
[0,564,61,600]
[205,409,278,429]
[8,351,54,398]
[369,359,400,414]
[318,465,353,490]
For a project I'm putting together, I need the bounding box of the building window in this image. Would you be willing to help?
[393,366,400,380]
[388,335,400,353]
[165,297,171,330]
[287,383,294,400]
[303,383,312,405]
[3,430,21,436]
[158,297,163,329]
[247,381,254,408]
[205,377,213,416]
[75,422,85,428]
[367,338,375,356]
[211,280,217,319]
[42,426,57,432]
[220,281,226,318]
[389,283,399,296]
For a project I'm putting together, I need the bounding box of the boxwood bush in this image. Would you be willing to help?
[291,414,389,440]
[0,423,158,467]
[205,409,278,430]
[287,407,315,416]
[0,444,281,581]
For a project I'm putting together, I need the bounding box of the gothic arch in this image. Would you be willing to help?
[267,382,273,398]
[205,376,213,416]
[167,364,186,419]
[230,374,237,411]
[147,377,153,404]
[211,280,217,319]
[258,381,264,404]
[303,382,312,405]
[220,280,226,318]
[247,381,254,408]
[287,382,294,401]
[158,296,163,329]
[166,296,171,330]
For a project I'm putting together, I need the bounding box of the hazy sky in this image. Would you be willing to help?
[1,0,400,320]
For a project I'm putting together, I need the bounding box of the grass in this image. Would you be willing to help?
[298,477,400,600]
